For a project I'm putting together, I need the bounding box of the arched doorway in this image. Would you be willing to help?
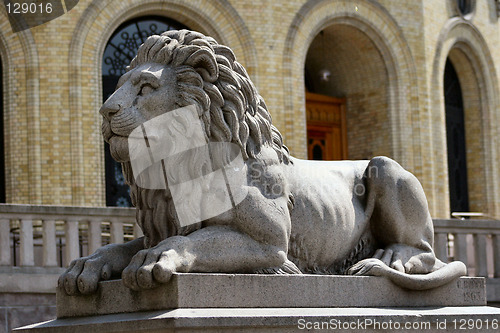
[444,58,469,213]
[0,55,4,203]
[102,16,187,207]
[304,25,390,161]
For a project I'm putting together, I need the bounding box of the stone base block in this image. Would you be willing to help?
[15,274,496,332]
[56,274,485,318]
[16,306,500,332]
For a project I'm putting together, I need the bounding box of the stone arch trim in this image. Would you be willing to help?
[282,0,419,168]
[431,18,500,217]
[0,9,41,204]
[68,0,257,205]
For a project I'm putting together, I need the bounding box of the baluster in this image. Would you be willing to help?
[88,220,102,254]
[20,219,34,266]
[452,233,468,264]
[65,220,80,267]
[0,218,11,265]
[111,221,124,244]
[42,220,57,266]
[473,233,488,277]
[133,223,143,238]
[493,233,500,278]
[434,232,448,262]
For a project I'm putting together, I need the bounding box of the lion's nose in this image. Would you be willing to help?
[100,100,120,121]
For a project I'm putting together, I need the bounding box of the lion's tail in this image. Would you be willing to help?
[379,260,467,290]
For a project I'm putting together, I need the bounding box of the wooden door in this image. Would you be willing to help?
[306,92,347,160]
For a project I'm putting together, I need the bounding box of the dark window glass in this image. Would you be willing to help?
[444,59,469,213]
[457,0,472,15]
[102,16,187,207]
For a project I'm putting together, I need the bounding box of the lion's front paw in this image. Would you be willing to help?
[58,250,116,295]
[347,258,386,276]
[122,245,190,290]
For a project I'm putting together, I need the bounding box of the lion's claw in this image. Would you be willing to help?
[348,258,385,276]
[348,247,419,276]
[122,245,184,290]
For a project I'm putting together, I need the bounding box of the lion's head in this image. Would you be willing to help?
[101,29,289,166]
[99,30,290,246]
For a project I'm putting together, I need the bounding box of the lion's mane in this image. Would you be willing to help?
[119,30,290,247]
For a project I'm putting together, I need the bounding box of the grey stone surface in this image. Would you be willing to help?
[487,278,500,303]
[0,267,62,333]
[16,306,500,332]
[56,274,485,318]
[0,266,64,293]
[0,293,56,333]
[59,29,466,298]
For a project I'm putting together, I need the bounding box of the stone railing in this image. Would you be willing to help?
[433,219,500,278]
[434,218,500,303]
[0,204,498,280]
[0,204,138,268]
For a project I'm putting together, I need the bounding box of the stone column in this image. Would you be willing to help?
[65,220,80,266]
[110,221,124,244]
[0,219,11,265]
[43,220,58,266]
[453,233,468,264]
[473,234,488,277]
[88,220,102,254]
[434,233,448,262]
[20,219,34,266]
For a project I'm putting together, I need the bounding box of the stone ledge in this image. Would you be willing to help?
[0,266,65,293]
[17,306,500,333]
[57,273,485,318]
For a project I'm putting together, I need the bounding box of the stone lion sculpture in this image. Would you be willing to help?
[59,30,466,295]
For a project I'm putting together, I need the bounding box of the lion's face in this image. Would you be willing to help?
[100,63,177,162]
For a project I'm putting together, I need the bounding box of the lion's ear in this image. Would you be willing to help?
[185,48,219,83]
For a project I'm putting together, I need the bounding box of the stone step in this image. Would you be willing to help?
[17,306,500,333]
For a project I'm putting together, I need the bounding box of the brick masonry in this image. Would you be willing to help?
[0,0,499,218]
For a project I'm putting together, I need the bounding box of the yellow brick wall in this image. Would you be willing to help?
[0,0,499,218]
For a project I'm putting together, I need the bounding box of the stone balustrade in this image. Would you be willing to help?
[0,204,139,268]
[0,204,499,287]
[434,219,500,278]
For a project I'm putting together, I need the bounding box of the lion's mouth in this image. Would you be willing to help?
[102,119,114,142]
[109,136,130,162]
[102,119,128,162]
[102,119,130,142]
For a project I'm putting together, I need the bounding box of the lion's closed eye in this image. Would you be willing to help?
[139,84,155,96]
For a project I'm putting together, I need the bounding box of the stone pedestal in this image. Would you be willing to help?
[16,274,500,332]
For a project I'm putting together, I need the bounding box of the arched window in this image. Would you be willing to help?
[0,55,4,203]
[102,16,187,207]
[444,58,469,213]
